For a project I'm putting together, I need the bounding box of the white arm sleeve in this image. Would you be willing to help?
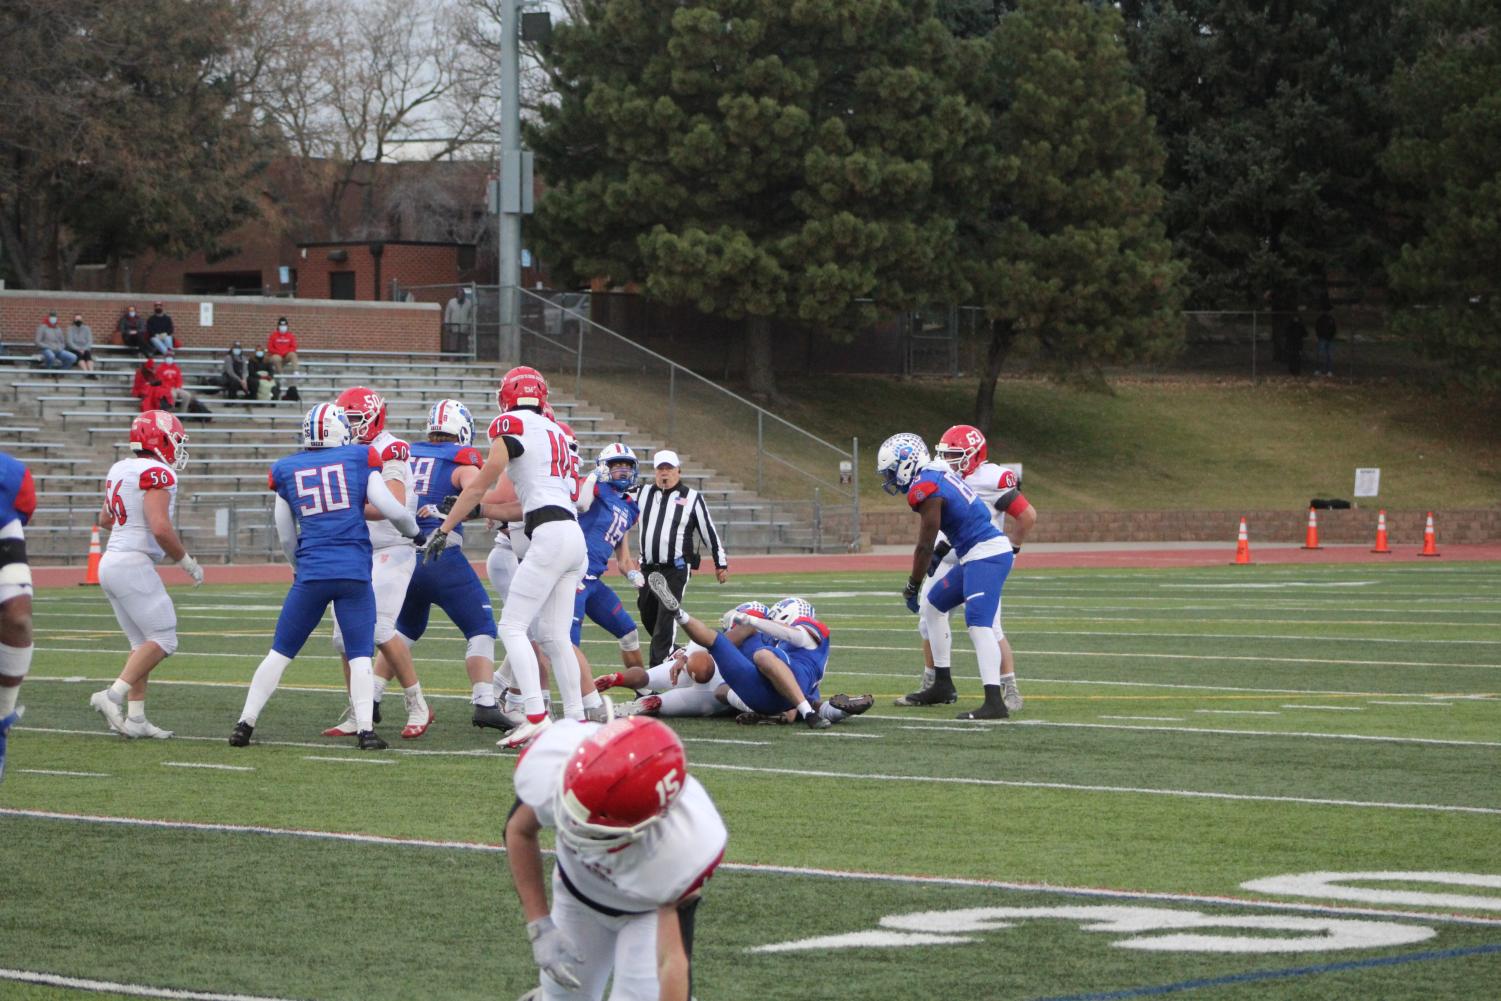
[742,617,817,650]
[274,495,298,566]
[574,471,599,513]
[366,470,419,537]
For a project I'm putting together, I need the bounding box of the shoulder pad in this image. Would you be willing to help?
[267,469,277,491]
[456,447,484,468]
[139,466,176,491]
[381,439,410,462]
[367,446,382,469]
[997,467,1018,489]
[906,478,939,510]
[491,413,525,440]
[794,616,830,641]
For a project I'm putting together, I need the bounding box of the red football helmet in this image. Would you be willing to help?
[541,400,556,422]
[555,717,687,852]
[336,386,386,443]
[936,424,987,476]
[130,410,189,471]
[498,365,548,412]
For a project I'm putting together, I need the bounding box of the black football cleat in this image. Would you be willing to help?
[801,709,832,730]
[228,721,253,747]
[372,700,382,725]
[894,684,959,707]
[357,730,388,750]
[472,703,519,731]
[735,711,788,726]
[829,693,875,717]
[956,701,1009,721]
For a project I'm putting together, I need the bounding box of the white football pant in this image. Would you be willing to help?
[540,869,660,1001]
[499,519,585,719]
[332,544,416,653]
[99,551,178,655]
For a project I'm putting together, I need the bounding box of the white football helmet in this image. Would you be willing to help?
[771,597,815,626]
[877,432,930,495]
[596,442,638,486]
[302,403,353,449]
[427,399,474,445]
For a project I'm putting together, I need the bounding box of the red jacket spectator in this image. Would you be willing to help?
[131,359,173,413]
[266,317,300,372]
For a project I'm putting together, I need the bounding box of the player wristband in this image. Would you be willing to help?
[1011,545,1022,556]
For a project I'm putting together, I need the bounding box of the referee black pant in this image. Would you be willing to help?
[637,564,689,665]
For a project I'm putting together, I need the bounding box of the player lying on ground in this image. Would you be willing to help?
[595,604,771,719]
[90,411,203,740]
[230,404,420,750]
[505,717,725,1001]
[644,575,872,728]
[0,450,36,782]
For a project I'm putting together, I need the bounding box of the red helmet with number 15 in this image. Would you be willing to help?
[335,386,386,443]
[555,717,687,853]
[498,365,548,412]
[130,411,189,471]
[936,424,988,477]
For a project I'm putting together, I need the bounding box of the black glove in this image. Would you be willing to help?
[410,530,428,550]
[902,579,921,614]
[927,540,953,577]
[421,529,449,563]
[438,494,460,515]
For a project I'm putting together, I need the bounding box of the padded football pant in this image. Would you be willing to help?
[272,579,376,660]
[99,551,178,655]
[332,544,415,653]
[541,868,660,1001]
[571,575,639,646]
[499,518,586,720]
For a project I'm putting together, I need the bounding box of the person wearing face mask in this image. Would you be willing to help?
[118,305,148,356]
[34,312,78,370]
[146,301,175,356]
[266,317,299,373]
[250,347,276,401]
[221,342,251,399]
[65,313,96,376]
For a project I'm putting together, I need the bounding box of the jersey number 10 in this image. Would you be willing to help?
[294,464,352,516]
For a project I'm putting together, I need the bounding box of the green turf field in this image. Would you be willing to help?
[3,563,1500,1000]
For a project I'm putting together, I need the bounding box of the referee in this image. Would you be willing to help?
[637,449,729,664]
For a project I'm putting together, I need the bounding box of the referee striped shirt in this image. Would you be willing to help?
[638,481,728,569]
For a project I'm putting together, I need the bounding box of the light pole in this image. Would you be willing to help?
[496,0,522,365]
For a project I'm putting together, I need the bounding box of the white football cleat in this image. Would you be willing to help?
[401,703,433,740]
[1002,682,1024,713]
[583,697,614,725]
[498,715,552,750]
[321,705,359,737]
[90,690,127,734]
[121,717,174,739]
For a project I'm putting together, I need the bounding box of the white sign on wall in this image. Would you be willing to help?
[1354,467,1380,497]
[199,302,214,327]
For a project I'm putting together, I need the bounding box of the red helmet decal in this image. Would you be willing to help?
[129,410,188,470]
[336,386,386,442]
[937,424,988,476]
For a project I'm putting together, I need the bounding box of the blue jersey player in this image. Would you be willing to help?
[230,405,419,750]
[572,443,646,677]
[397,399,513,731]
[0,452,36,782]
[878,432,1015,719]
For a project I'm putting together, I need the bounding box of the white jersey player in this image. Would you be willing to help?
[323,387,433,739]
[506,718,726,1001]
[89,411,204,739]
[425,366,588,748]
[899,423,1036,709]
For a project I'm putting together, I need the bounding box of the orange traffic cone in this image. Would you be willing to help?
[1418,511,1440,557]
[1301,507,1322,550]
[1371,509,1391,554]
[1231,517,1253,565]
[81,523,102,586]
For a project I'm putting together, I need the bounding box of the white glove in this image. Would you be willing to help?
[416,504,442,520]
[177,554,204,586]
[526,916,583,989]
[626,569,645,589]
[719,609,746,631]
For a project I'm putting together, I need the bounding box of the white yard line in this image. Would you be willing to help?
[6,807,1500,928]
[301,756,396,766]
[1369,701,1454,707]
[1099,715,1184,722]
[0,969,302,1001]
[16,768,108,778]
[832,644,1501,670]
[163,762,254,773]
[995,719,1501,749]
[796,730,882,738]
[1195,710,1282,716]
[1283,705,1366,711]
[831,626,1501,647]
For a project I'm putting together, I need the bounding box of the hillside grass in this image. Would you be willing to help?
[761,374,1501,511]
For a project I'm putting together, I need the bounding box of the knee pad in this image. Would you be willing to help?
[373,620,397,646]
[466,635,495,661]
[149,632,179,657]
[618,629,640,653]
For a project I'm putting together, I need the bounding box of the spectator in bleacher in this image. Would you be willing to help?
[65,313,96,377]
[444,287,474,350]
[250,347,276,400]
[117,305,149,356]
[132,358,172,413]
[146,301,175,355]
[221,342,252,399]
[34,312,77,370]
[266,317,298,373]
[156,352,197,411]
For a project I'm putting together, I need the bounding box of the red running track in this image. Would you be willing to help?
[30,544,1501,588]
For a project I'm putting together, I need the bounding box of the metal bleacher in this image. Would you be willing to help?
[2,344,810,564]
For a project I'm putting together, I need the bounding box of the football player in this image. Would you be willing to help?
[898,424,1035,710]
[608,602,766,719]
[571,442,646,674]
[878,432,1016,720]
[0,450,36,782]
[322,386,433,740]
[394,399,514,731]
[645,575,871,728]
[425,367,589,749]
[505,716,725,1001]
[89,412,203,739]
[229,404,419,750]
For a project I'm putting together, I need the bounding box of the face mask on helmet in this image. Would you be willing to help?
[553,718,687,853]
[877,433,930,495]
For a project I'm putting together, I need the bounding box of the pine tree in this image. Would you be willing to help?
[963,0,1183,430]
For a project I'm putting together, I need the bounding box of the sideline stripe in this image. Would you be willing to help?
[6,808,1501,928]
[0,968,303,1001]
[691,762,1501,815]
[1034,942,1501,1001]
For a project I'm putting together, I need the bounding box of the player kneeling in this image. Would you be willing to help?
[506,717,725,1000]
[90,412,203,739]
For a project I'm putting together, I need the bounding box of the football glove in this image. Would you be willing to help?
[177,554,204,586]
[626,569,646,589]
[410,530,428,550]
[438,493,459,515]
[720,609,747,631]
[927,540,952,577]
[902,579,921,614]
[421,529,450,563]
[526,916,583,990]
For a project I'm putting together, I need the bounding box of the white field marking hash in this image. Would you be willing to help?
[796,730,882,738]
[1099,715,1184,722]
[1282,705,1365,711]
[163,762,254,772]
[16,768,108,778]
[898,725,989,733]
[0,969,303,1001]
[1195,710,1282,716]
[301,755,397,766]
[6,807,1500,928]
[1369,701,1453,707]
